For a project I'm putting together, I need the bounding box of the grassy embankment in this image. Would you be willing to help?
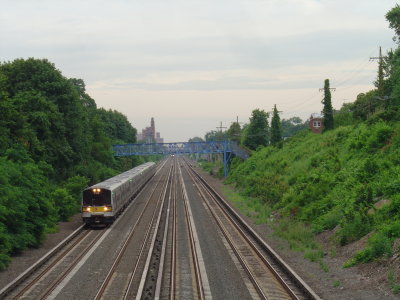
[219,121,400,278]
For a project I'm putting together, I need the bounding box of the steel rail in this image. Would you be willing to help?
[185,162,298,300]
[0,224,85,300]
[178,164,206,300]
[94,162,173,300]
[154,161,176,300]
[133,163,174,300]
[36,229,106,300]
[183,162,269,300]
[169,160,177,300]
[185,160,321,300]
[10,229,92,300]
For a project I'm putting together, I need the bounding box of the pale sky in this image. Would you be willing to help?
[1,0,398,142]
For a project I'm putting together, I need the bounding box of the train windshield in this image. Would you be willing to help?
[83,189,111,206]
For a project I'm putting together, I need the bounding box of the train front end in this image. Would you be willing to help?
[82,187,114,225]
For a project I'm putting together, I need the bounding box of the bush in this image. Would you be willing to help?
[337,212,372,245]
[345,221,400,267]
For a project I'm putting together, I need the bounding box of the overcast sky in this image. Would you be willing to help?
[1,0,398,142]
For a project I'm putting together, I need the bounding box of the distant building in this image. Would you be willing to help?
[137,117,164,143]
[308,113,324,134]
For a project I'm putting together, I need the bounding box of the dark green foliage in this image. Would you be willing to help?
[243,109,269,150]
[97,108,137,144]
[227,121,400,262]
[0,58,141,269]
[322,79,334,131]
[226,5,400,268]
[270,105,282,146]
[227,122,241,143]
[0,152,57,267]
[386,4,400,44]
[205,130,226,141]
[345,220,400,267]
[281,117,307,138]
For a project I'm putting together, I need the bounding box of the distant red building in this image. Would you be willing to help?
[308,113,324,134]
[137,117,164,143]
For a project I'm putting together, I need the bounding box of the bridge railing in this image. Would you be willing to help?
[112,141,249,176]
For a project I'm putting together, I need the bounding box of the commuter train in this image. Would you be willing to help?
[82,162,156,225]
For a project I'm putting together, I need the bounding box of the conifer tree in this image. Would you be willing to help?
[270,104,282,145]
[322,79,334,131]
[243,109,269,150]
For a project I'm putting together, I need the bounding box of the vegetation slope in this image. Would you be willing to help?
[223,5,400,289]
[0,58,144,269]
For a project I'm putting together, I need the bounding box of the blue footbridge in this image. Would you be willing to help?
[112,141,249,177]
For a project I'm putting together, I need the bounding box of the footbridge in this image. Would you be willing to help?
[112,141,249,177]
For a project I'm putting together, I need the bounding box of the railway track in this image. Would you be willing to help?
[94,160,173,299]
[1,227,107,300]
[181,158,321,300]
[0,157,320,300]
[135,157,211,300]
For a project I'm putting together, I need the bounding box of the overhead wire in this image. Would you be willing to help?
[278,45,395,119]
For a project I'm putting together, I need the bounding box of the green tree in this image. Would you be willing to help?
[205,130,226,142]
[386,4,400,44]
[322,79,334,131]
[243,109,269,150]
[281,117,307,137]
[227,122,241,143]
[97,108,137,144]
[270,105,282,145]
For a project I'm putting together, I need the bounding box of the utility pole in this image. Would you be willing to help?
[231,116,244,126]
[319,87,336,92]
[216,121,227,132]
[267,109,283,114]
[320,79,335,131]
[370,46,387,96]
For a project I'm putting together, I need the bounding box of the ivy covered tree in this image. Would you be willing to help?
[322,79,334,131]
[243,109,269,150]
[270,104,282,145]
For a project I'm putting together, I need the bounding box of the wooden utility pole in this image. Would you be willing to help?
[319,87,336,92]
[216,121,227,132]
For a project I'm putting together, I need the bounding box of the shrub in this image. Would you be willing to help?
[337,211,372,245]
[345,221,400,267]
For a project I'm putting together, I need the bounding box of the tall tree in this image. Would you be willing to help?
[270,104,282,145]
[205,130,226,142]
[227,122,241,143]
[243,109,269,150]
[386,5,400,44]
[322,79,334,131]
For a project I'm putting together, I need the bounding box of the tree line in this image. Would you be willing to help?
[0,58,142,269]
[195,106,307,151]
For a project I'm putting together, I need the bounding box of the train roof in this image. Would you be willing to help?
[85,162,155,192]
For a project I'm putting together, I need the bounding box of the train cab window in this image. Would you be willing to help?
[83,189,111,206]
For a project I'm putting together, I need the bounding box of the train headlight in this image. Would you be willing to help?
[104,206,112,212]
[82,206,91,212]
